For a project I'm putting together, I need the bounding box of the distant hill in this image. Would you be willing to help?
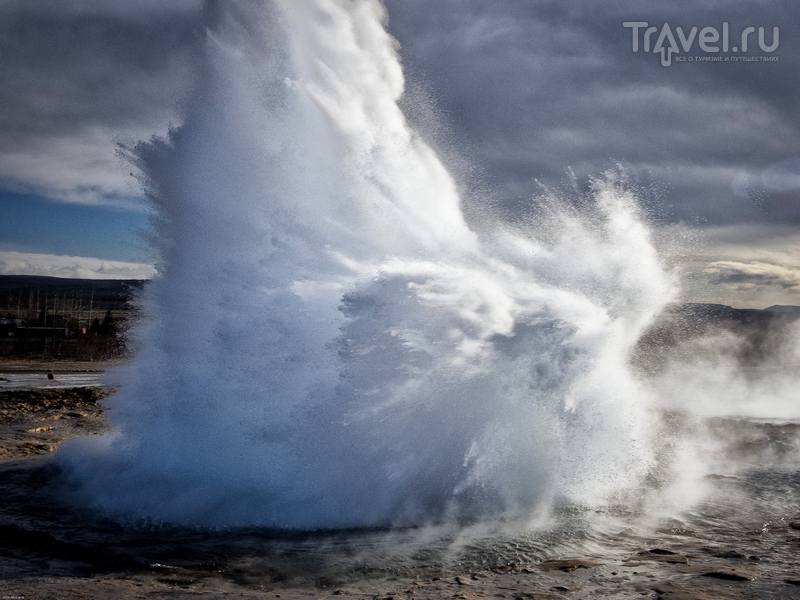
[1,275,798,364]
[0,275,145,303]
[633,301,800,376]
[675,302,800,317]
[764,305,800,314]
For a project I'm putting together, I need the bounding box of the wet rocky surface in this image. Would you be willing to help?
[0,383,799,599]
[0,387,109,458]
[2,537,800,599]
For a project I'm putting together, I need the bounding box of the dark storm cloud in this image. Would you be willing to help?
[2,0,799,225]
[385,0,800,227]
[0,4,199,134]
[0,0,203,202]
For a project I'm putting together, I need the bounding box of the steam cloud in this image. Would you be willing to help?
[59,0,779,530]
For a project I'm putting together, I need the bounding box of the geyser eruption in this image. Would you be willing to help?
[59,0,676,528]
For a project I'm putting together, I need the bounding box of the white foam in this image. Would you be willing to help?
[57,0,676,529]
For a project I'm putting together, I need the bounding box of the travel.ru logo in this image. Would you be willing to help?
[623,22,779,66]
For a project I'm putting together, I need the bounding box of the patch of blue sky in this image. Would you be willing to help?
[0,189,152,263]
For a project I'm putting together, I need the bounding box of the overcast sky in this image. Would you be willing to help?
[0,0,798,306]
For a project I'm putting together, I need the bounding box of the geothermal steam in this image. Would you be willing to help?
[59,0,676,528]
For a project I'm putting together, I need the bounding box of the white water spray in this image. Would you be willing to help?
[59,0,676,529]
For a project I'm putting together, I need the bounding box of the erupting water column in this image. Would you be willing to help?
[59,0,676,529]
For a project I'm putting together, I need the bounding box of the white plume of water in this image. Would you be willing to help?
[58,0,676,529]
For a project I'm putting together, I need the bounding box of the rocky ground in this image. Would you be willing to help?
[0,386,109,459]
[1,379,799,599]
[2,535,799,599]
